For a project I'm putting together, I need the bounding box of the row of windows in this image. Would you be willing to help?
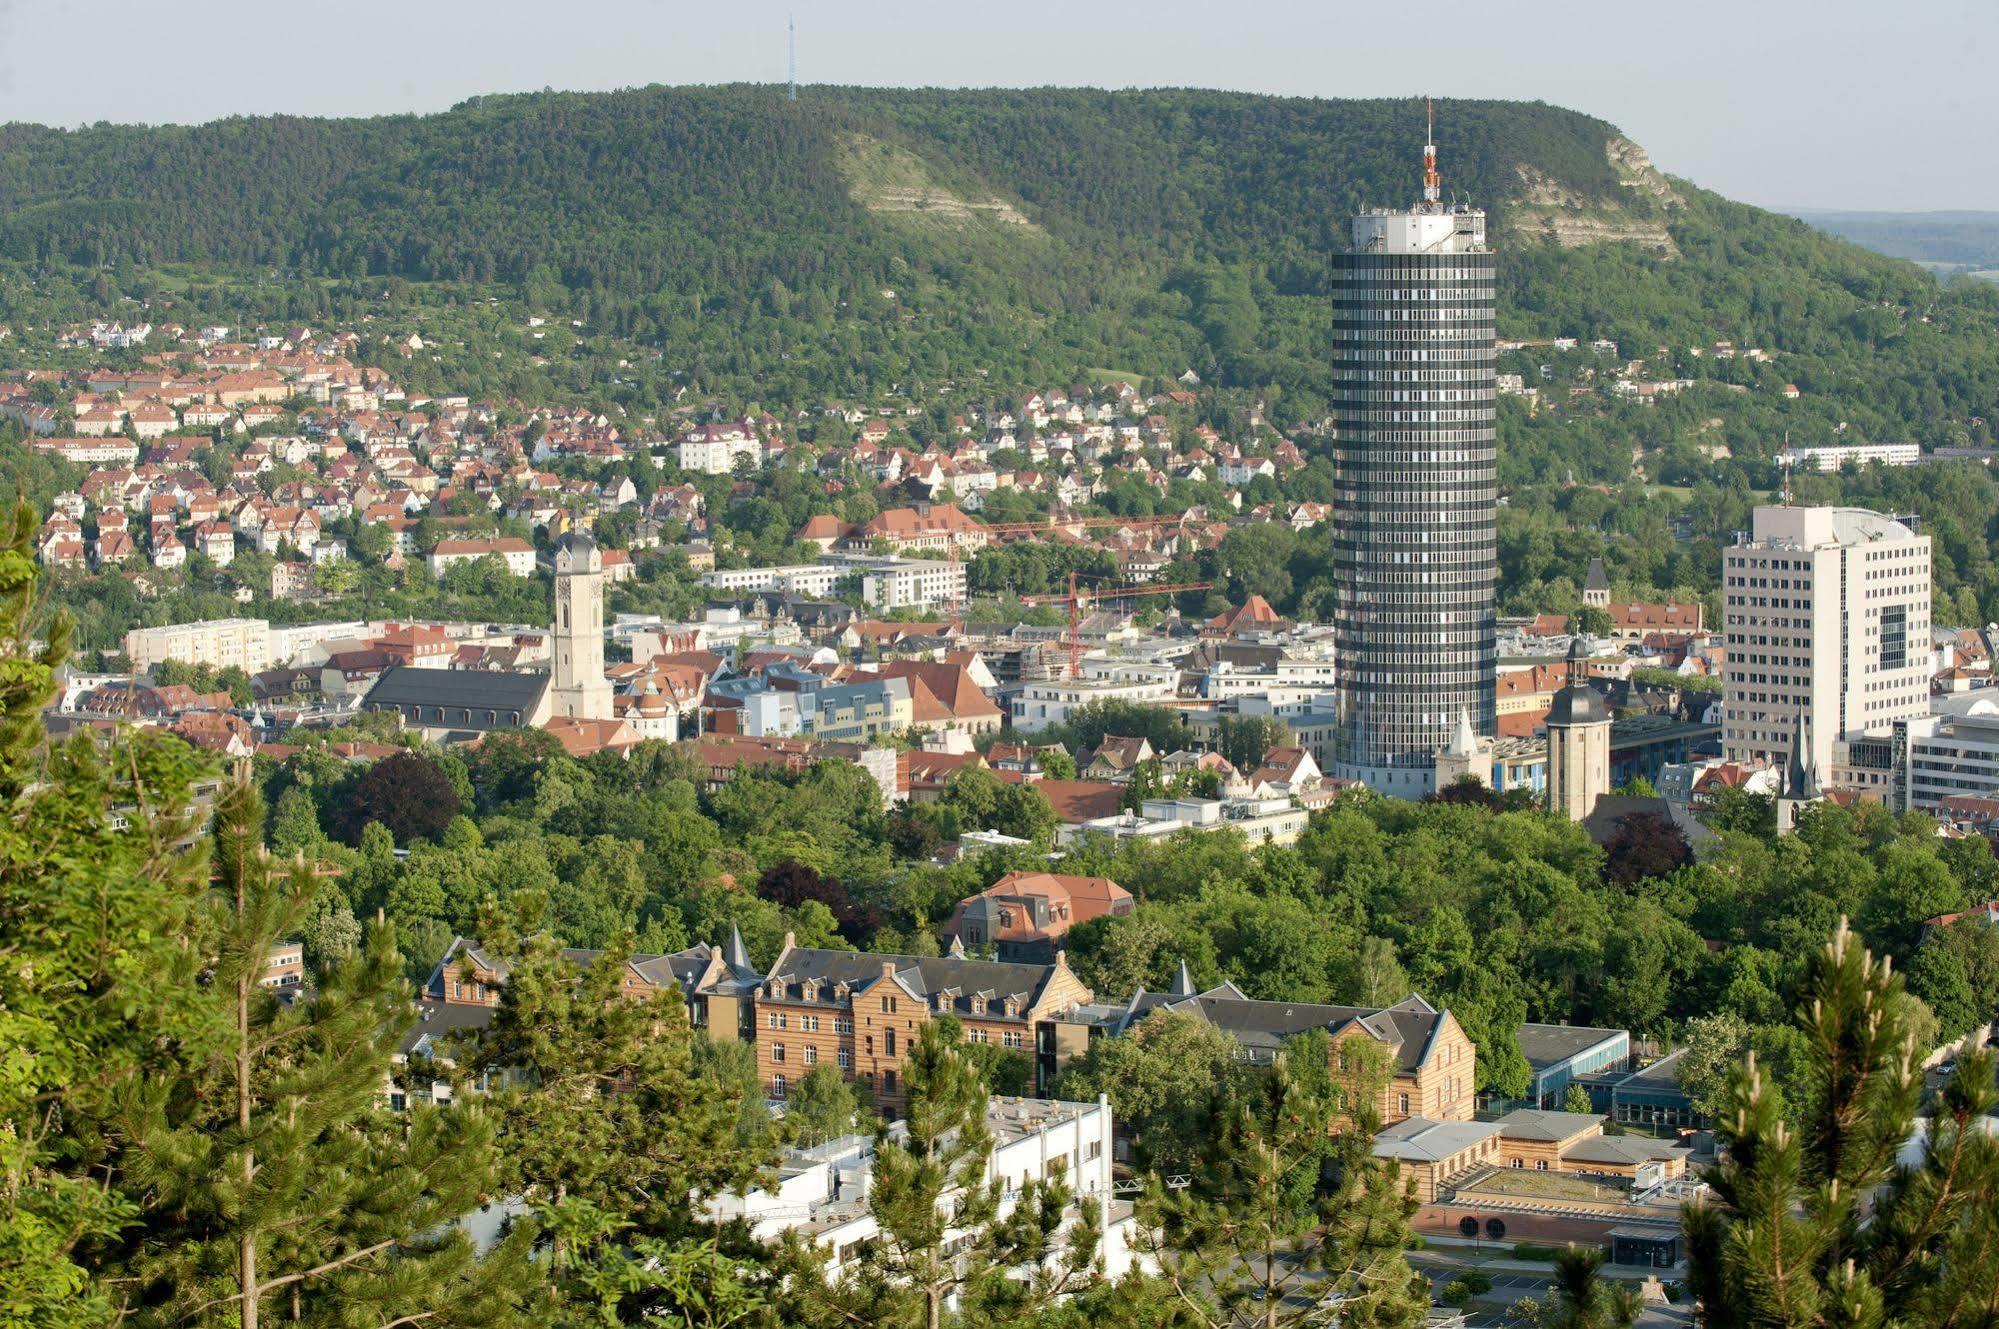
[1336,388,1493,403]
[1331,429,1495,446]
[1331,323,1494,338]
[385,703,524,727]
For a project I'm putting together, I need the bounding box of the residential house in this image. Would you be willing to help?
[942,872,1134,962]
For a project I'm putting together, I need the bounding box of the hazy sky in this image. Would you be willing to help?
[2,0,1993,212]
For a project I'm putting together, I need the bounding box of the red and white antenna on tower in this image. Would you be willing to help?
[1423,96,1441,207]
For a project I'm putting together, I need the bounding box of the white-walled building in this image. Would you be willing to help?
[124,617,271,674]
[1063,795,1309,847]
[1723,506,1931,780]
[860,558,965,612]
[699,555,967,613]
[1778,441,1921,472]
[1893,696,1999,812]
[428,537,537,578]
[701,562,851,599]
[677,423,764,475]
[705,1095,1138,1292]
[1010,671,1179,733]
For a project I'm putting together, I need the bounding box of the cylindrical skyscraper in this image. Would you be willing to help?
[1329,114,1497,795]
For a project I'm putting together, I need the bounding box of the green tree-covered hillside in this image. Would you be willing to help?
[3,85,1995,436]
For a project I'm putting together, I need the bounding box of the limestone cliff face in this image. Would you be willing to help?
[1507,135,1683,255]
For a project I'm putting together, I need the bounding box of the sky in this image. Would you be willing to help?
[2,0,1994,213]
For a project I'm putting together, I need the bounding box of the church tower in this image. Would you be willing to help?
[1546,636,1612,822]
[550,529,613,720]
[1777,707,1823,836]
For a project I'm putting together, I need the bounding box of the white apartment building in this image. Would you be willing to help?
[860,558,965,612]
[124,617,272,674]
[1778,441,1921,472]
[427,538,537,578]
[706,1095,1137,1289]
[700,563,850,598]
[676,427,764,475]
[33,437,141,466]
[1010,666,1180,733]
[1723,506,1931,779]
[700,555,967,613]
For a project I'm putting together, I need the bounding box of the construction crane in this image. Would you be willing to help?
[1019,571,1214,679]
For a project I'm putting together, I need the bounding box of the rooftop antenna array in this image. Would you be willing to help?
[1423,96,1441,207]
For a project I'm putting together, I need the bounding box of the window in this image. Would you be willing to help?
[881,1070,898,1094]
[771,1074,786,1098]
[1536,1159,1549,1171]
[1398,1092,1410,1115]
[837,1049,852,1070]
[884,1029,897,1057]
[803,1046,817,1066]
[1512,1159,1524,1169]
[771,1043,785,1063]
[767,1011,786,1030]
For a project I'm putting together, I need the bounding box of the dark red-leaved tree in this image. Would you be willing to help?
[340,750,464,846]
[1604,811,1693,887]
[756,858,882,944]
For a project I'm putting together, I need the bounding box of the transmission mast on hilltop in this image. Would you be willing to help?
[788,15,798,102]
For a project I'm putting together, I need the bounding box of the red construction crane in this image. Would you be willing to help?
[1019,571,1214,679]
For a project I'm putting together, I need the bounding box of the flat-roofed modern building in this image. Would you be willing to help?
[1723,505,1931,781]
[1517,1023,1631,1110]
[1894,695,1999,812]
[1329,123,1497,796]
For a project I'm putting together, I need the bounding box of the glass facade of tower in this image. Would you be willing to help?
[1329,207,1497,791]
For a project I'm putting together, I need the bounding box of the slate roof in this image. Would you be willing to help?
[762,947,1077,1019]
[1115,988,1449,1073]
[363,664,548,725]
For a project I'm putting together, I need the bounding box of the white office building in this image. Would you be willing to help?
[1894,695,1999,812]
[1723,506,1931,780]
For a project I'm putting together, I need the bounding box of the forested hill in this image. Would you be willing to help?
[3,85,1996,436]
